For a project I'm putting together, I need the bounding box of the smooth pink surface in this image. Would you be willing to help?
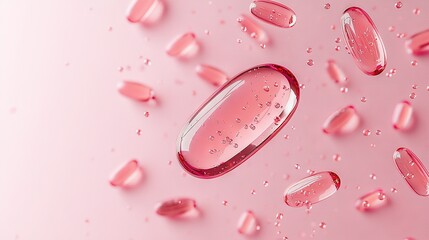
[2,0,429,239]
[392,101,413,130]
[394,148,429,196]
[195,64,228,86]
[237,210,258,235]
[155,198,197,217]
[406,29,429,55]
[249,0,296,28]
[355,189,388,212]
[117,80,154,101]
[322,105,359,134]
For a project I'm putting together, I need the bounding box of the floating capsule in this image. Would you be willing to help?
[326,60,348,85]
[177,64,300,178]
[109,160,143,187]
[341,7,387,76]
[394,148,429,196]
[237,15,269,43]
[392,101,413,130]
[356,189,387,212]
[117,80,154,101]
[237,211,258,235]
[166,32,199,58]
[322,106,359,134]
[249,0,296,28]
[155,198,197,217]
[195,64,229,86]
[406,29,429,55]
[126,0,164,24]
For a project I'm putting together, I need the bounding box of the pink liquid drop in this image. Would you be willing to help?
[249,0,296,28]
[117,81,154,101]
[237,14,269,43]
[155,198,197,217]
[322,105,359,134]
[109,160,143,187]
[195,64,229,86]
[341,7,387,76]
[394,148,429,196]
[326,60,348,85]
[177,64,300,178]
[166,32,198,58]
[406,29,429,55]
[126,0,158,23]
[355,189,387,212]
[237,211,258,235]
[284,171,340,207]
[392,101,413,130]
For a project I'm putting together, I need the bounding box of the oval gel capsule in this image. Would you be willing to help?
[326,60,348,85]
[355,189,387,212]
[392,101,413,130]
[322,106,359,134]
[155,198,197,217]
[237,15,269,43]
[109,160,143,187]
[195,64,229,86]
[341,7,387,76]
[284,171,341,207]
[237,211,258,235]
[166,32,198,58]
[394,148,429,196]
[177,64,300,178]
[117,81,154,101]
[406,29,429,55]
[249,0,296,28]
[126,0,162,23]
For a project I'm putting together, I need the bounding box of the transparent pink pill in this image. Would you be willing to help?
[237,14,269,43]
[284,171,341,207]
[177,64,300,178]
[195,64,229,87]
[356,189,387,212]
[326,60,348,85]
[126,0,161,23]
[109,160,143,187]
[155,198,197,217]
[166,32,198,58]
[406,29,429,55]
[322,105,359,134]
[341,7,387,76]
[237,211,258,235]
[117,80,154,101]
[249,0,296,28]
[392,101,413,130]
[394,148,429,196]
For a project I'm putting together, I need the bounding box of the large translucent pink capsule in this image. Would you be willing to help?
[392,101,413,130]
[355,189,387,212]
[394,148,429,196]
[406,29,429,55]
[237,211,258,235]
[341,7,387,76]
[109,160,143,188]
[166,32,198,58]
[326,60,348,85]
[237,15,269,43]
[249,0,296,28]
[117,81,154,101]
[195,64,229,87]
[126,0,163,24]
[284,171,341,207]
[177,64,300,178]
[155,198,197,217]
[322,106,359,134]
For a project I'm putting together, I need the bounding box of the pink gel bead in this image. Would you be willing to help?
[109,160,142,187]
[155,198,197,217]
[195,64,229,86]
[238,14,269,43]
[394,148,429,196]
[406,29,429,55]
[341,7,387,76]
[237,211,258,235]
[177,64,300,178]
[356,189,387,212]
[392,101,413,130]
[166,32,198,58]
[249,0,296,28]
[284,171,341,207]
[326,60,347,85]
[126,0,157,23]
[117,81,154,101]
[322,105,359,134]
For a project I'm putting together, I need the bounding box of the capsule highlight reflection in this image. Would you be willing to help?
[322,106,359,134]
[166,32,199,58]
[392,101,414,130]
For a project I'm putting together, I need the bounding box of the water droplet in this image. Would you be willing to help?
[411,60,418,66]
[294,163,301,170]
[237,211,258,235]
[276,212,284,220]
[109,160,143,187]
[394,148,429,196]
[166,32,199,58]
[395,1,403,9]
[409,92,417,99]
[249,0,296,28]
[340,87,348,93]
[360,97,367,102]
[222,200,228,206]
[155,198,197,217]
[391,187,398,193]
[322,105,359,134]
[117,81,154,101]
[356,189,387,212]
[369,173,377,180]
[362,129,371,136]
[143,58,151,66]
[237,14,268,43]
[413,8,421,15]
[196,64,229,86]
[333,154,341,162]
[144,111,150,117]
[319,222,327,229]
[306,47,313,53]
[307,59,314,66]
[375,129,381,135]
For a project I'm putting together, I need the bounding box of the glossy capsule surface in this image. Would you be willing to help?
[406,29,429,55]
[394,148,429,196]
[322,106,359,134]
[249,0,296,28]
[355,189,387,212]
[155,198,197,217]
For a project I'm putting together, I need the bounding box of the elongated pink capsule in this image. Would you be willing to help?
[177,64,300,178]
[237,211,258,235]
[284,171,341,207]
[117,81,154,101]
[109,160,143,187]
[155,198,197,217]
[195,64,229,86]
[322,106,359,134]
[392,101,413,130]
[126,0,160,23]
[341,7,387,76]
[166,32,198,58]
[394,148,429,196]
[237,15,269,43]
[249,0,296,28]
[356,189,387,212]
[406,29,429,55]
[326,60,348,85]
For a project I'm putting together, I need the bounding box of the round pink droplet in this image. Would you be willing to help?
[155,198,197,217]
[166,32,199,58]
[237,14,269,43]
[322,106,359,134]
[109,160,143,187]
[117,81,154,101]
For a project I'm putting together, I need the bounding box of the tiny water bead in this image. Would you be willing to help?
[332,154,341,162]
[356,189,387,212]
[322,106,359,135]
[392,101,413,130]
[166,32,199,58]
[339,87,348,93]
[284,171,341,207]
[413,8,421,15]
[117,81,154,101]
[195,64,229,86]
[411,60,418,66]
[319,222,327,229]
[395,1,403,9]
[362,129,371,136]
[341,7,387,76]
[409,92,417,100]
[394,148,429,196]
[306,59,314,66]
[326,60,347,85]
[406,29,429,55]
[126,0,164,24]
[237,14,268,43]
[155,198,197,217]
[360,97,367,102]
[324,3,331,10]
[109,160,143,187]
[249,0,296,28]
[369,173,377,180]
[237,211,258,235]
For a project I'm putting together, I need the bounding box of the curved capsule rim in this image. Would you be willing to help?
[249,0,297,28]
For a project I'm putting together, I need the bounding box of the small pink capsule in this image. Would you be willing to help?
[322,106,359,134]
[166,32,198,58]
[109,160,143,187]
[155,198,197,217]
[117,80,154,101]
[237,15,269,43]
[406,29,429,55]
[284,171,341,207]
[356,189,387,212]
[249,0,296,28]
[394,148,429,196]
[326,60,348,85]
[392,101,413,130]
[195,64,229,86]
[126,0,163,24]
[237,211,258,235]
[341,7,387,76]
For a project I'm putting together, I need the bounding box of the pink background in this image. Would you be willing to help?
[1,0,429,239]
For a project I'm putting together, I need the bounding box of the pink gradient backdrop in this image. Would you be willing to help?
[1,0,429,239]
